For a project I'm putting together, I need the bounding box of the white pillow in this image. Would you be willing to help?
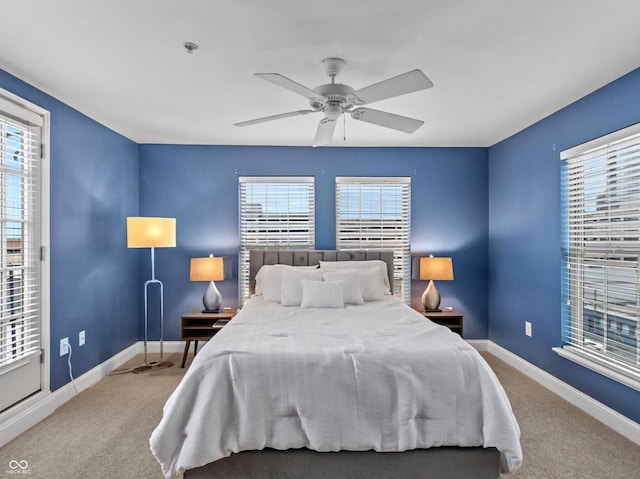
[322,271,364,305]
[255,264,318,302]
[319,260,391,294]
[300,280,345,309]
[280,268,324,306]
[358,268,386,302]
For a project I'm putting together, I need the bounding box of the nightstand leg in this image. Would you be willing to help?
[181,340,191,368]
[194,340,199,357]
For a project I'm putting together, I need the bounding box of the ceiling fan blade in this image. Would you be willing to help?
[255,73,325,101]
[313,118,337,147]
[234,110,316,127]
[353,69,433,105]
[350,107,424,133]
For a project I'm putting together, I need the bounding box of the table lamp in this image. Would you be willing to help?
[127,216,176,373]
[190,255,225,312]
[419,255,454,311]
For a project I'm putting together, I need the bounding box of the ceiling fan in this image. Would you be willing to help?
[234,58,433,147]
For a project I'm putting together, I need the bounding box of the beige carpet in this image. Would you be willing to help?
[1,352,638,478]
[482,354,640,478]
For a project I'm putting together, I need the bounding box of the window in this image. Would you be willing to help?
[336,177,411,303]
[238,177,315,305]
[0,91,46,411]
[558,123,640,390]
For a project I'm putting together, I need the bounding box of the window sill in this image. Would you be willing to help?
[553,346,640,392]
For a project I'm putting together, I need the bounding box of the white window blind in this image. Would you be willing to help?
[0,96,42,372]
[238,177,315,305]
[559,123,640,389]
[336,177,411,303]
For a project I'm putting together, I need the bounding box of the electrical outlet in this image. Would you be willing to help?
[60,337,70,356]
[525,321,532,337]
[79,330,85,346]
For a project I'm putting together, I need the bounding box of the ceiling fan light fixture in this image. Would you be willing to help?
[323,103,343,121]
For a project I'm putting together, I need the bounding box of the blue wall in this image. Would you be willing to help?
[488,67,640,422]
[139,145,489,341]
[0,65,489,392]
[0,70,140,391]
[6,57,638,425]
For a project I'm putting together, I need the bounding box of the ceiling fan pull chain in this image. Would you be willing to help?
[343,113,346,141]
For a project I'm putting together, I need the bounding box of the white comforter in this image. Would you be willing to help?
[150,297,522,478]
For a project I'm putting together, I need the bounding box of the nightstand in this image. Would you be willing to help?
[414,308,464,337]
[181,308,238,368]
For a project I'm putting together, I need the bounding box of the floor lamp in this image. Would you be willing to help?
[127,216,176,373]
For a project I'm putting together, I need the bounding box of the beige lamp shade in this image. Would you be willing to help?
[190,256,225,282]
[420,256,454,281]
[127,217,176,248]
[419,256,453,311]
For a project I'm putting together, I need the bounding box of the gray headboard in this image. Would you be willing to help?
[249,250,394,296]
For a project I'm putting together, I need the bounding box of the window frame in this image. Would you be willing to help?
[0,87,50,411]
[335,176,411,303]
[556,123,640,391]
[238,176,315,305]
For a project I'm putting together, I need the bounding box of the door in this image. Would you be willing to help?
[0,94,44,412]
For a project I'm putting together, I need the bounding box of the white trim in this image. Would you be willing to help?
[0,88,51,413]
[3,339,638,450]
[144,340,184,354]
[466,339,490,351]
[40,104,51,410]
[46,343,142,410]
[560,122,640,159]
[0,340,184,447]
[336,176,411,184]
[559,124,640,385]
[0,390,54,448]
[335,177,411,303]
[0,90,44,127]
[238,177,316,305]
[553,346,640,392]
[0,342,136,447]
[487,341,640,446]
[238,176,314,183]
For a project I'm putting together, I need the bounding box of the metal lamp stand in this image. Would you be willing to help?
[132,246,173,373]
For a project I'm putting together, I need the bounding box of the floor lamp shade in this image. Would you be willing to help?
[419,256,454,311]
[190,256,225,312]
[126,216,176,373]
[127,217,176,248]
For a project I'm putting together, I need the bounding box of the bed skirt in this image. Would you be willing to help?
[184,447,501,479]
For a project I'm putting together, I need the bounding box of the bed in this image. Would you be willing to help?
[150,250,522,478]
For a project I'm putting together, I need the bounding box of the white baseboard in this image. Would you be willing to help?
[486,341,640,446]
[0,392,55,449]
[1,342,141,447]
[4,339,639,449]
[465,339,489,351]
[0,340,191,447]
[144,340,184,354]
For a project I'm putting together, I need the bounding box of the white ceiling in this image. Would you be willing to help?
[1,0,640,147]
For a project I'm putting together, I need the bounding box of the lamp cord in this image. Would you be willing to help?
[67,343,78,394]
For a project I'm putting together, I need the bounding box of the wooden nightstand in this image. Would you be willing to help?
[181,308,238,368]
[414,308,464,337]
